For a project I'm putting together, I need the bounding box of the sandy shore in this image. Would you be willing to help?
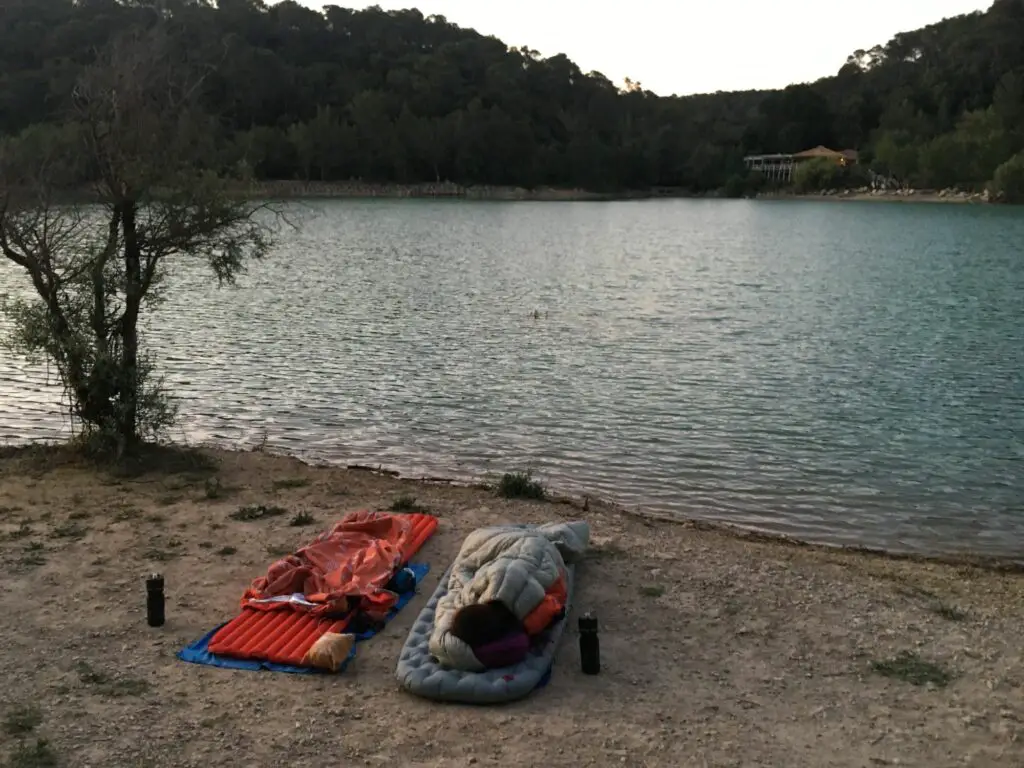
[1,445,1022,767]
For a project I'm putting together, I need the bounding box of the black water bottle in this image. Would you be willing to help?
[146,573,165,627]
[579,613,600,675]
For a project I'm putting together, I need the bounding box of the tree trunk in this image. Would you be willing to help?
[119,201,142,456]
[92,206,120,348]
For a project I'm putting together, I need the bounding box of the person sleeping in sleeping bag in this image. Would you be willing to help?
[428,521,589,672]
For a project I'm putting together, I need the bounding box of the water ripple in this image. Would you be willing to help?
[2,198,1024,558]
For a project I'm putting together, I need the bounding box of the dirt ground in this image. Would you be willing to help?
[0,446,1022,768]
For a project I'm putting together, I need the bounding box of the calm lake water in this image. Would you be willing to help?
[2,199,1023,558]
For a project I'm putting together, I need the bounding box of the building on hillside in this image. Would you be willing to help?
[792,145,859,166]
[742,153,796,182]
[743,145,859,182]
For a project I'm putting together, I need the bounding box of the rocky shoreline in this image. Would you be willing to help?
[763,186,997,204]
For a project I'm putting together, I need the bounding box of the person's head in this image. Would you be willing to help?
[449,600,523,647]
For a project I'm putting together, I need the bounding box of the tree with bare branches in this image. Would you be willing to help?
[0,25,275,457]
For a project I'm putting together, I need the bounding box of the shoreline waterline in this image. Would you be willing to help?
[7,438,1022,573]
[240,180,1007,205]
[250,446,1024,574]
[18,179,1010,205]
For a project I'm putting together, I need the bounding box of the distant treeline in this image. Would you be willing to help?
[2,0,1024,198]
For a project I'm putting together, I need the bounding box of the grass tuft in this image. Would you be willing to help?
[18,542,46,569]
[52,521,88,540]
[230,504,286,522]
[289,511,316,527]
[74,661,150,698]
[6,523,33,541]
[389,495,427,513]
[931,602,968,622]
[871,651,953,687]
[272,477,310,491]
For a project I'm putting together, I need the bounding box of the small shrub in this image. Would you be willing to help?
[3,705,42,736]
[389,495,426,513]
[204,477,225,500]
[497,471,546,501]
[18,547,46,569]
[230,504,286,521]
[8,737,58,768]
[289,511,316,527]
[272,477,310,491]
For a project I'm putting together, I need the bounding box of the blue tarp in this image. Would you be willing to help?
[177,562,430,675]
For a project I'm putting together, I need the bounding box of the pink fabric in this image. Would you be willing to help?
[472,631,530,669]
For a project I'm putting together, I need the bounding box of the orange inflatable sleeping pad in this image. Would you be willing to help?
[207,513,438,667]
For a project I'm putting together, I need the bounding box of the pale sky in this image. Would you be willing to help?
[295,0,992,95]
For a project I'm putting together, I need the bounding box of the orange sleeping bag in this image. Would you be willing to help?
[207,511,437,666]
[242,510,416,617]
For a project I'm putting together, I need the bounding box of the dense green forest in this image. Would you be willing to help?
[2,0,1024,197]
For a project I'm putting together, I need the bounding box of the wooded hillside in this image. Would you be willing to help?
[2,0,1023,195]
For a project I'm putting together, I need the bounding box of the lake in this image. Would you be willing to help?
[2,198,1023,558]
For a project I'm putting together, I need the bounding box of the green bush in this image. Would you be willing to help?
[722,171,766,199]
[793,157,848,192]
[990,152,1024,203]
[496,471,546,501]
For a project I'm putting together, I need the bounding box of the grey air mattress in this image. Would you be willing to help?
[395,563,575,703]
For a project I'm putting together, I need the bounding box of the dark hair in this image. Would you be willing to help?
[449,600,523,647]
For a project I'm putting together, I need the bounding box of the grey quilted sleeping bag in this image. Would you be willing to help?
[396,522,588,703]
